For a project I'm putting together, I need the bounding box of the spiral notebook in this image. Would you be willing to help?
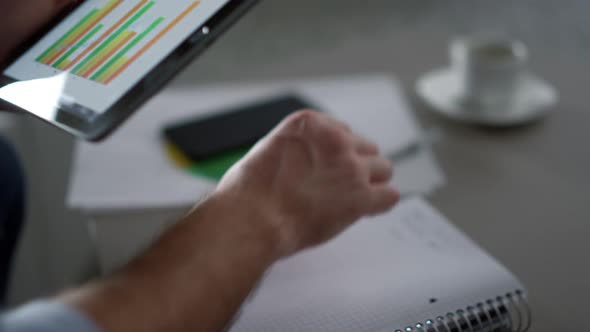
[229,198,531,332]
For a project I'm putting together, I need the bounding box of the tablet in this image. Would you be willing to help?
[0,0,258,141]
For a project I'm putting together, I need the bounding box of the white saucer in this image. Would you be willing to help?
[416,68,559,126]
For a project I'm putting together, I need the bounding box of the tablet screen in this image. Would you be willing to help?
[2,0,229,118]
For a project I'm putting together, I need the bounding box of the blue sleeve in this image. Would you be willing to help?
[1,301,100,332]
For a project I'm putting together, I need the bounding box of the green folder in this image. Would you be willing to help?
[165,143,250,181]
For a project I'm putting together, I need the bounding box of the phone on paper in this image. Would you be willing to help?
[163,94,319,162]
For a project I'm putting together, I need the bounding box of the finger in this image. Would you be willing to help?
[55,0,80,8]
[354,136,379,156]
[367,185,400,216]
[316,113,352,133]
[305,112,352,155]
[278,110,354,157]
[272,109,319,136]
[366,156,394,184]
[280,110,350,136]
[0,0,78,61]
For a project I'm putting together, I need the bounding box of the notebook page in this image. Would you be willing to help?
[230,198,525,332]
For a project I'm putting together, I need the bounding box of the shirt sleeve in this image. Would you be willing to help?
[1,301,100,332]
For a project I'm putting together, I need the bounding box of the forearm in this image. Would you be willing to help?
[54,110,398,332]
[62,194,279,332]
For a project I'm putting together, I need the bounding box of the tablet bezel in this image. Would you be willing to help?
[0,0,259,141]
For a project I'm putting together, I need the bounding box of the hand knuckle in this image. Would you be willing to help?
[328,128,353,151]
[337,154,355,168]
[343,157,366,179]
[292,109,317,123]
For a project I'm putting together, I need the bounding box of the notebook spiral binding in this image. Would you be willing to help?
[395,290,531,332]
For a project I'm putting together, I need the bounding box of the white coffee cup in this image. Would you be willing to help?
[450,36,529,109]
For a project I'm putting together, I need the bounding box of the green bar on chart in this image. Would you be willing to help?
[72,1,155,75]
[53,24,104,70]
[36,9,99,64]
[96,56,128,84]
[78,30,136,77]
[93,17,165,82]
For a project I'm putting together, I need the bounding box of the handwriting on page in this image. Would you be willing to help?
[387,199,479,254]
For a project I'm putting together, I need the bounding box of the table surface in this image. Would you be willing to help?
[168,1,589,330]
[11,0,589,329]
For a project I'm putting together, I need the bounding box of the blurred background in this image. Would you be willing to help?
[2,0,589,330]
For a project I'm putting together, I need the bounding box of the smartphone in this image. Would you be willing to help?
[163,94,319,162]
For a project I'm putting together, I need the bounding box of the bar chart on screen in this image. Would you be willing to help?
[35,0,201,85]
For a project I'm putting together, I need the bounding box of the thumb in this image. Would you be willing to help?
[0,0,78,62]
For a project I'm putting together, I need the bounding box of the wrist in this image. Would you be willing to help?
[187,191,284,266]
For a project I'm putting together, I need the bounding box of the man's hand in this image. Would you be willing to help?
[215,110,400,257]
[63,110,400,332]
[0,0,76,64]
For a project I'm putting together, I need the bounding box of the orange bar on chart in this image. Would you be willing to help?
[44,0,123,66]
[105,1,201,84]
[64,0,148,71]
[80,31,137,78]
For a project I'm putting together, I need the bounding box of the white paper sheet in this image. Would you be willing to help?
[230,198,525,332]
[68,75,445,212]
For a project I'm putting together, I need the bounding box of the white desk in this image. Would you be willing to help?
[70,76,444,273]
[11,1,589,329]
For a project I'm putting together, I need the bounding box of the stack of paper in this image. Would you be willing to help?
[68,75,445,212]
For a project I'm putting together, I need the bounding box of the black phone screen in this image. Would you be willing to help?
[163,94,319,161]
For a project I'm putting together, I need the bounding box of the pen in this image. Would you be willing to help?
[388,128,442,163]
